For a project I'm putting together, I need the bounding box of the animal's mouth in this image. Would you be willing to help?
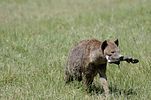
[106,55,124,65]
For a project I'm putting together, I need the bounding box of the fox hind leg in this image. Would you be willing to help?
[65,70,73,83]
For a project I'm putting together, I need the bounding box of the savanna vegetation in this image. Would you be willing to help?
[0,0,150,99]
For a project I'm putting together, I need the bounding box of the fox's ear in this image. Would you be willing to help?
[101,40,108,51]
[114,39,119,46]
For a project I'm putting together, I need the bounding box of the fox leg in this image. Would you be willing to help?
[98,64,109,97]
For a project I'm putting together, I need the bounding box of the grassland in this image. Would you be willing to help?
[0,0,151,99]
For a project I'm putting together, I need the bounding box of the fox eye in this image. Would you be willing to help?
[111,51,115,54]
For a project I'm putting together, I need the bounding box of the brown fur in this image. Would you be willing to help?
[65,39,120,96]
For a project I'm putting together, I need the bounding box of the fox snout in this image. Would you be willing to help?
[105,54,124,63]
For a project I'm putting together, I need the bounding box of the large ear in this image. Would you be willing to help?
[101,40,108,51]
[114,39,119,46]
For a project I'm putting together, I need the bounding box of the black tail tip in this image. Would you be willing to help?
[131,59,139,63]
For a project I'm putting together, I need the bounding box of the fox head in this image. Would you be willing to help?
[101,39,123,64]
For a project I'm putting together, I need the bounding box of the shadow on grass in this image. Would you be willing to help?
[65,81,137,97]
[90,85,137,96]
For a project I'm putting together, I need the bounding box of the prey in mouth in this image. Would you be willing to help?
[106,55,139,65]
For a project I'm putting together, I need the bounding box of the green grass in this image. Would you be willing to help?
[0,0,151,99]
